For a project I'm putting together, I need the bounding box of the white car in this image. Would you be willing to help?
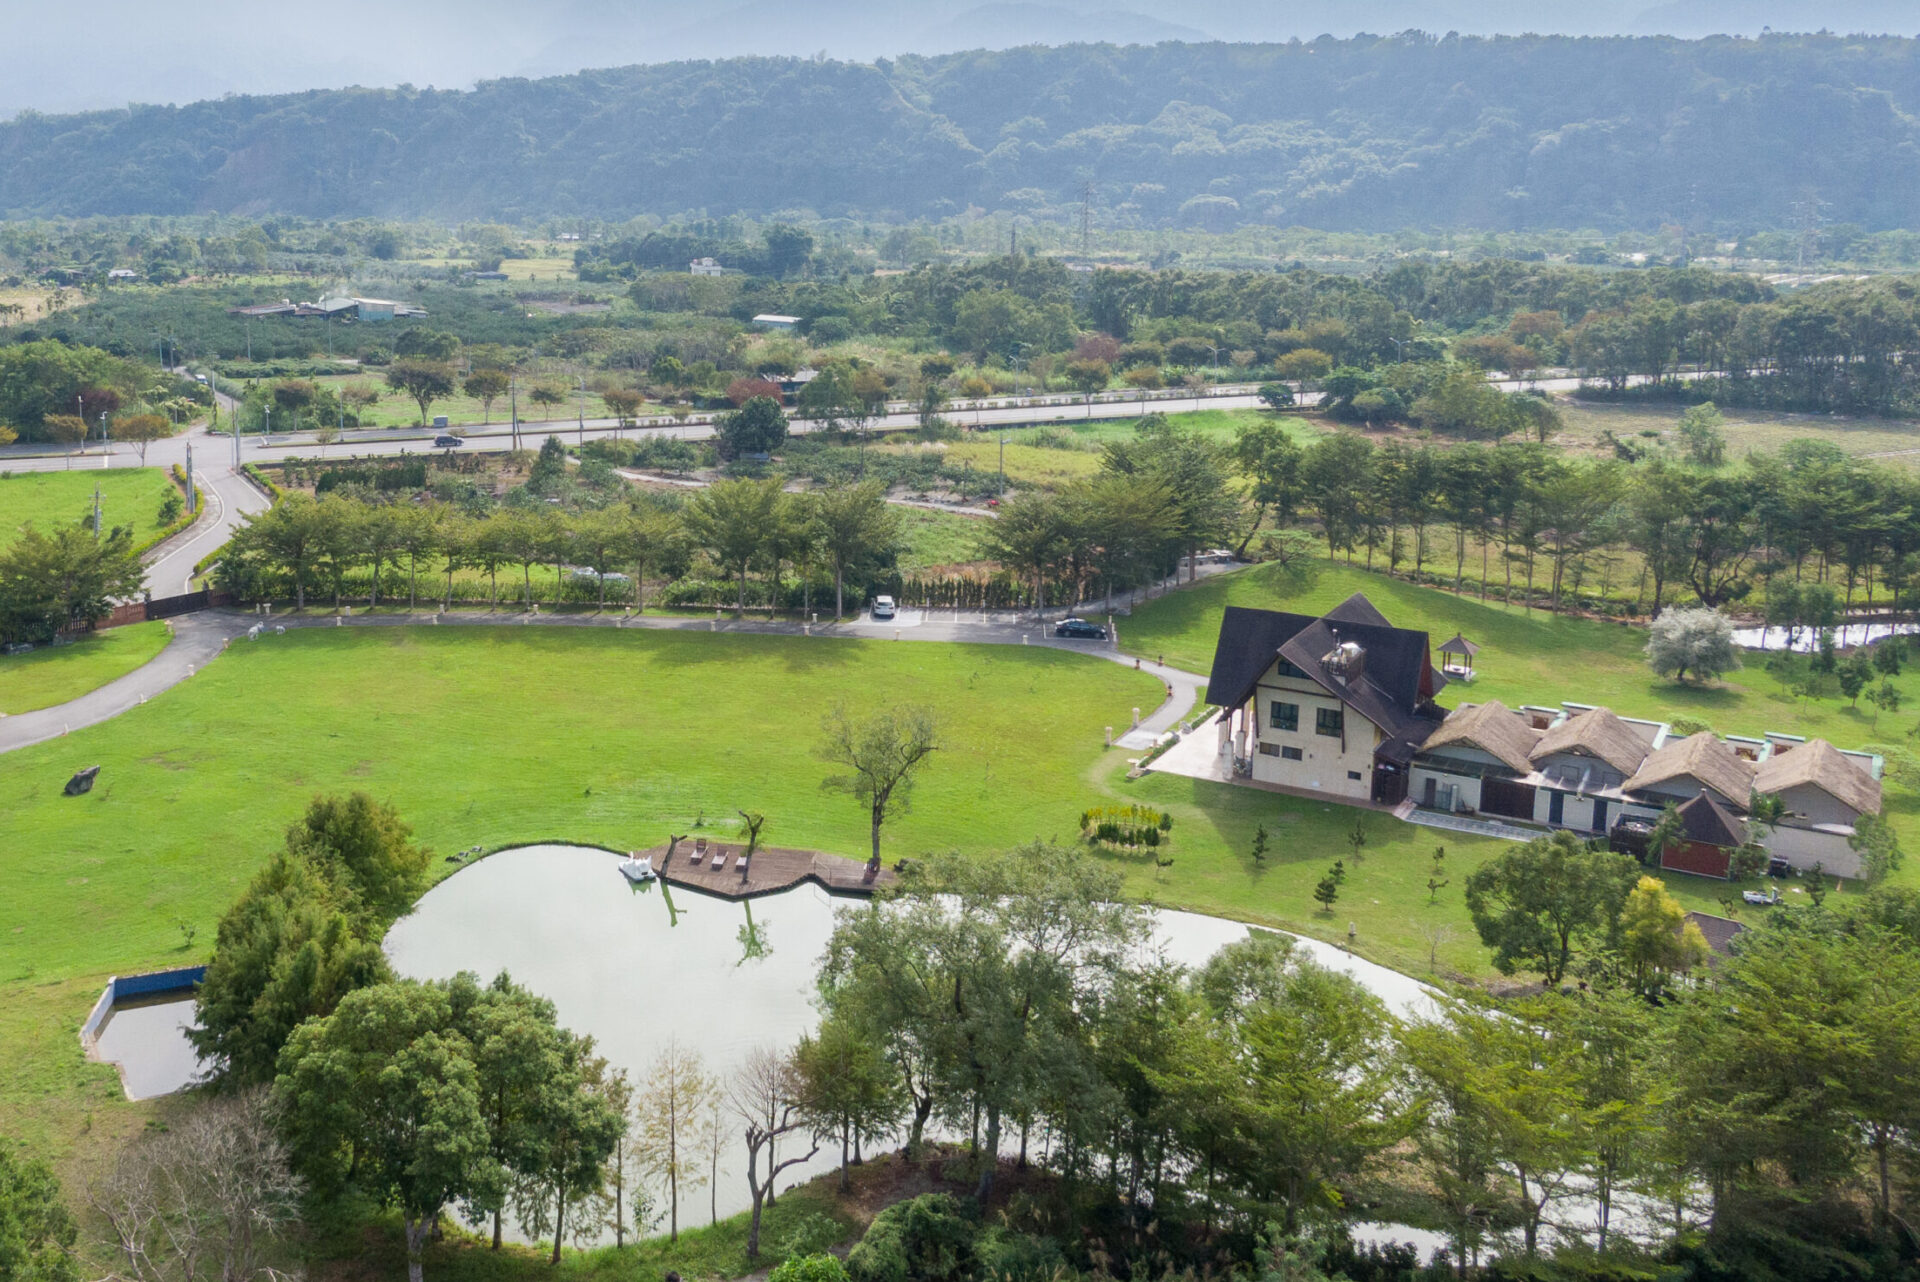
[871,595,896,620]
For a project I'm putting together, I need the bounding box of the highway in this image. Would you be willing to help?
[0,368,1680,595]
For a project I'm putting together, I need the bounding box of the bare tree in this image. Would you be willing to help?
[91,1091,304,1282]
[634,1039,717,1241]
[730,1045,818,1260]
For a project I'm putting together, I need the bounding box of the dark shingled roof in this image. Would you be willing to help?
[1205,593,1446,754]
[1677,792,1747,849]
[1685,910,1747,958]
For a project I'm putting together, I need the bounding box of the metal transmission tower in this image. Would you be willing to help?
[1079,181,1095,258]
[1794,188,1828,271]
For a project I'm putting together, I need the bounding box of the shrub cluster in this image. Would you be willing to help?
[1080,803,1173,848]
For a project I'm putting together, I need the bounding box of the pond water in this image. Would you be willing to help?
[384,844,1436,1240]
[1732,620,1919,652]
[91,994,207,1100]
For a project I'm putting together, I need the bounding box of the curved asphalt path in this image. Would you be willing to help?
[0,605,1207,756]
[0,611,257,754]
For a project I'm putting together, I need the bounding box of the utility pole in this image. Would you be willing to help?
[577,376,586,445]
[1080,180,1094,258]
[510,376,519,451]
[185,442,196,514]
[92,482,101,542]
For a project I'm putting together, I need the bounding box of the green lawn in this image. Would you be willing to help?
[0,468,178,548]
[0,627,1168,1163]
[895,506,991,572]
[0,621,170,713]
[1066,405,1318,445]
[21,584,1902,1183]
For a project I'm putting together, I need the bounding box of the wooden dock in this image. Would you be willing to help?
[649,841,896,901]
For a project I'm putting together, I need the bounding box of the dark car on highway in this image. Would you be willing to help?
[433,434,464,448]
[1053,618,1108,640]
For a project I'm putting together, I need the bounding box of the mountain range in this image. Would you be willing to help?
[4,35,1918,232]
[4,0,1917,119]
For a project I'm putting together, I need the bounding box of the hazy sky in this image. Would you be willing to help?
[6,0,1914,119]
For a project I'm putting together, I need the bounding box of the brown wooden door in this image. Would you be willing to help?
[1481,777,1538,821]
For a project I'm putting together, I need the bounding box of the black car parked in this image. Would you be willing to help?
[1054,618,1109,640]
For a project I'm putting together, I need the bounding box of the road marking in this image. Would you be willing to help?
[143,470,226,596]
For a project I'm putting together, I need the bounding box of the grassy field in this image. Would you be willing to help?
[0,621,170,714]
[0,468,179,548]
[895,506,991,572]
[1553,397,1920,466]
[0,624,1538,1184]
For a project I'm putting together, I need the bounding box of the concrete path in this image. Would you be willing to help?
[140,464,272,596]
[0,605,1211,755]
[0,612,257,754]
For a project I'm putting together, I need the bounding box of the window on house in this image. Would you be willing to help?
[1281,746,1304,761]
[1269,701,1299,732]
[1316,706,1344,737]
[1276,659,1308,679]
[1258,743,1281,757]
[1348,770,1364,781]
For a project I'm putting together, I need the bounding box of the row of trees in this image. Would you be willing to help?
[217,465,906,620]
[1236,421,1920,619]
[816,843,1920,1278]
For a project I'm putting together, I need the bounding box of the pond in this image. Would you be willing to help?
[88,992,207,1100]
[385,844,1435,1240]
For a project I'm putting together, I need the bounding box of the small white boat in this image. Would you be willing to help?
[619,852,655,883]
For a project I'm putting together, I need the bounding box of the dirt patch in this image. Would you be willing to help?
[528,300,612,315]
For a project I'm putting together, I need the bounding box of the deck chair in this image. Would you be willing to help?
[710,846,728,869]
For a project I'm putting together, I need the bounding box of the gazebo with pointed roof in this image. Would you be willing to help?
[1437,634,1480,678]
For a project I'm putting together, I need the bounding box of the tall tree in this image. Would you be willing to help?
[816,704,940,869]
[634,1039,717,1242]
[685,478,781,616]
[793,1015,906,1192]
[386,359,458,426]
[1464,831,1639,986]
[810,481,899,621]
[274,982,505,1282]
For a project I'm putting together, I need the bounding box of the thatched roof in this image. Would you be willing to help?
[1624,731,1756,809]
[1530,706,1651,776]
[1419,700,1540,775]
[1754,738,1883,818]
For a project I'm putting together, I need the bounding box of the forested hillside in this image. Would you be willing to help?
[4,33,1919,230]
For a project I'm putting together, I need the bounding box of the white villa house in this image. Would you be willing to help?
[1204,595,1449,806]
[1204,595,1885,878]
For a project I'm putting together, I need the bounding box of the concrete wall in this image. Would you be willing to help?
[1767,825,1864,879]
[1775,783,1862,830]
[1251,678,1380,799]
